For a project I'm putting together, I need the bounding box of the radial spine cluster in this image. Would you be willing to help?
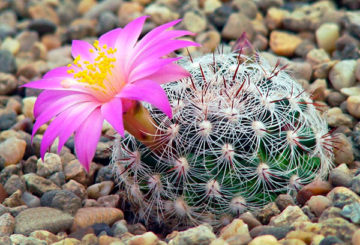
[111,50,335,228]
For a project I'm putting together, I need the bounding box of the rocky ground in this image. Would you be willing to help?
[0,0,360,244]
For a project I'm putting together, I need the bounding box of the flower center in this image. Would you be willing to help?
[67,40,117,90]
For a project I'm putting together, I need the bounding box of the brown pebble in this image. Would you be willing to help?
[296,180,332,205]
[269,31,302,56]
[0,183,8,203]
[72,207,124,231]
[306,195,331,217]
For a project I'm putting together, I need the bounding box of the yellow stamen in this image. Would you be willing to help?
[66,40,117,90]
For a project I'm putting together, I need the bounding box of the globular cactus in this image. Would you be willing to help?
[111,48,335,228]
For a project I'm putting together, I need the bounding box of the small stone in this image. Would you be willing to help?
[40,190,82,215]
[340,202,360,224]
[84,0,122,19]
[319,217,357,243]
[23,173,60,196]
[6,98,21,114]
[306,196,331,217]
[36,153,62,178]
[269,31,302,57]
[0,110,17,131]
[265,7,289,30]
[352,229,360,245]
[313,61,337,79]
[183,11,207,33]
[98,235,122,245]
[238,212,262,230]
[144,4,179,25]
[127,232,159,245]
[269,206,309,227]
[117,2,144,27]
[232,0,258,19]
[329,163,353,187]
[41,34,61,51]
[46,46,72,70]
[0,213,15,236]
[327,187,360,209]
[274,194,294,212]
[22,96,37,120]
[203,0,222,14]
[0,183,8,203]
[10,234,47,245]
[87,181,114,199]
[341,87,360,97]
[111,220,128,237]
[96,11,118,35]
[21,191,41,208]
[62,179,87,200]
[0,137,26,166]
[81,233,98,245]
[29,230,59,244]
[248,235,280,245]
[251,225,291,240]
[3,189,25,207]
[208,5,234,30]
[77,0,97,15]
[351,175,360,195]
[285,230,318,244]
[4,174,26,195]
[127,223,147,235]
[0,37,20,55]
[48,172,66,187]
[319,207,343,221]
[168,224,216,245]
[255,202,281,225]
[72,207,124,231]
[333,134,354,165]
[315,23,339,53]
[53,238,80,245]
[15,207,74,235]
[297,180,332,205]
[219,219,251,245]
[326,107,353,128]
[0,236,11,245]
[28,4,59,24]
[309,79,327,101]
[196,30,221,53]
[306,49,330,67]
[28,19,57,36]
[97,195,119,208]
[0,50,16,73]
[67,18,97,41]
[329,60,357,91]
[222,13,254,41]
[64,159,89,186]
[347,96,360,118]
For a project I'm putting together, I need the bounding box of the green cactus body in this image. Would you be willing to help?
[111,51,334,228]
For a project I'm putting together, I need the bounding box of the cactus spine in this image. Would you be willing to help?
[111,49,335,228]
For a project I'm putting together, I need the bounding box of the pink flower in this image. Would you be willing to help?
[24,16,199,171]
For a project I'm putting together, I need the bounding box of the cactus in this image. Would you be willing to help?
[111,48,335,228]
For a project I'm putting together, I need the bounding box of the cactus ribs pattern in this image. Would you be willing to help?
[111,49,336,228]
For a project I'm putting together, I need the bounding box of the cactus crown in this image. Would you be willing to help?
[111,48,334,228]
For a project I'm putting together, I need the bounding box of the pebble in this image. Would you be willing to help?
[208,4,234,30]
[341,87,360,97]
[52,238,80,245]
[127,231,159,245]
[196,30,221,53]
[351,174,360,195]
[40,189,82,215]
[127,223,147,236]
[319,207,343,222]
[14,207,74,235]
[16,31,39,53]
[21,96,37,120]
[203,0,222,14]
[3,189,25,207]
[248,235,280,245]
[269,206,309,227]
[274,194,295,212]
[232,0,258,19]
[111,220,128,237]
[219,219,251,245]
[0,37,20,55]
[62,179,87,200]
[96,11,118,35]
[315,23,339,53]
[340,202,360,224]
[98,235,122,245]
[347,96,360,118]
[0,236,11,245]
[0,212,15,236]
[333,133,354,165]
[10,234,47,245]
[21,191,41,208]
[313,60,337,79]
[0,137,26,166]
[352,229,360,245]
[28,4,60,25]
[0,50,16,73]
[4,174,26,195]
[306,196,331,217]
[72,207,124,231]
[67,18,97,41]
[183,11,207,33]
[250,225,291,240]
[84,0,122,19]
[329,60,357,91]
[238,212,262,230]
[329,163,353,187]
[269,31,302,57]
[81,233,98,245]
[36,153,63,178]
[28,19,57,36]
[326,107,353,128]
[97,194,119,208]
[23,173,60,196]
[306,49,330,67]
[117,2,144,27]
[308,79,327,101]
[168,224,216,245]
[64,159,89,186]
[319,217,357,243]
[327,187,360,209]
[0,110,17,131]
[265,7,288,30]
[29,230,59,244]
[296,180,332,206]
[87,181,114,199]
[256,202,281,225]
[221,13,254,41]
[144,4,179,25]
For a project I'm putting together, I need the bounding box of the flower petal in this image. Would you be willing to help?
[99,28,122,48]
[74,108,103,171]
[119,79,172,118]
[101,98,124,137]
[71,40,96,61]
[145,63,191,84]
[43,66,69,79]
